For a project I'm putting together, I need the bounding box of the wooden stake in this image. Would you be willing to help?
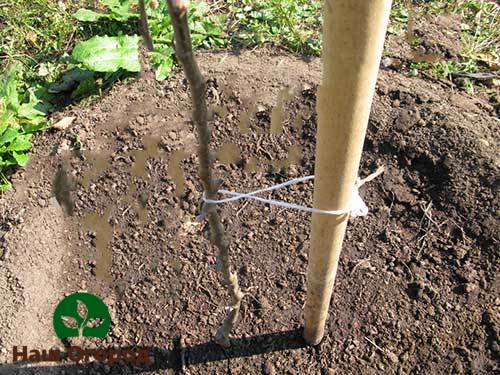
[303,0,392,345]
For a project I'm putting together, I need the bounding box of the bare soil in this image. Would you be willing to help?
[1,19,499,375]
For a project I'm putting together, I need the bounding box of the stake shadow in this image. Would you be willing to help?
[1,329,307,375]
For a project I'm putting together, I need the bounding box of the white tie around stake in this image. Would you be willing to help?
[201,166,384,218]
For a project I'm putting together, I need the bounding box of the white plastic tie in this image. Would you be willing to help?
[202,167,384,218]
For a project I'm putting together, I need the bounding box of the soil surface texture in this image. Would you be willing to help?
[0,27,499,375]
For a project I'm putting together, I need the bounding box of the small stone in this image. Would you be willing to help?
[52,116,76,130]
[136,116,145,125]
[38,198,46,207]
[377,83,389,95]
[302,82,313,93]
[386,351,398,364]
[464,282,477,294]
[168,131,177,140]
[453,359,464,373]
[256,104,266,113]
[263,362,276,375]
[453,246,468,260]
[381,57,403,70]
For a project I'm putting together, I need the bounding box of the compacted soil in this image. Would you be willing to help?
[0,16,498,375]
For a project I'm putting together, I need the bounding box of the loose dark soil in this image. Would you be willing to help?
[1,23,499,375]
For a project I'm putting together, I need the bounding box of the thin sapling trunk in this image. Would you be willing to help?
[165,0,244,347]
[139,0,154,50]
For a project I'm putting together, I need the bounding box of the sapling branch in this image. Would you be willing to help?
[165,0,243,347]
[139,0,153,50]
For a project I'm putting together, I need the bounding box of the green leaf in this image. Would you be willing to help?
[74,9,108,22]
[110,4,137,21]
[0,66,20,111]
[74,0,137,22]
[17,89,45,123]
[0,128,18,146]
[12,151,29,167]
[0,110,15,133]
[71,35,141,73]
[71,77,98,100]
[22,123,45,133]
[0,155,17,167]
[49,68,94,94]
[9,134,32,151]
[18,103,45,122]
[0,173,12,192]
[155,57,173,81]
[101,0,122,8]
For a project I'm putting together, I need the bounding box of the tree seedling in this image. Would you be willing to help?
[166,0,243,347]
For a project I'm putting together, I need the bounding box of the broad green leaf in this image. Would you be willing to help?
[74,0,137,21]
[18,104,45,122]
[191,34,204,47]
[12,151,29,167]
[72,35,141,73]
[49,68,94,94]
[192,22,206,34]
[32,86,54,114]
[74,9,108,22]
[110,4,137,21]
[71,77,98,100]
[155,57,173,81]
[18,89,45,122]
[1,155,17,167]
[0,122,7,137]
[0,66,20,111]
[0,111,15,133]
[9,134,32,151]
[22,123,45,133]
[0,128,18,146]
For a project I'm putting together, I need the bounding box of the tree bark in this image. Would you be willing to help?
[139,0,154,50]
[165,0,243,348]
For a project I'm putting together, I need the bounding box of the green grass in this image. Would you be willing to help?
[391,0,499,84]
[0,66,46,190]
[1,1,85,78]
[225,0,322,55]
[223,0,498,82]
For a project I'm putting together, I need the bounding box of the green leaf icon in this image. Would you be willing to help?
[61,316,79,329]
[53,292,111,339]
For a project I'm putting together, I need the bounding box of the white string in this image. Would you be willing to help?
[202,167,384,218]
